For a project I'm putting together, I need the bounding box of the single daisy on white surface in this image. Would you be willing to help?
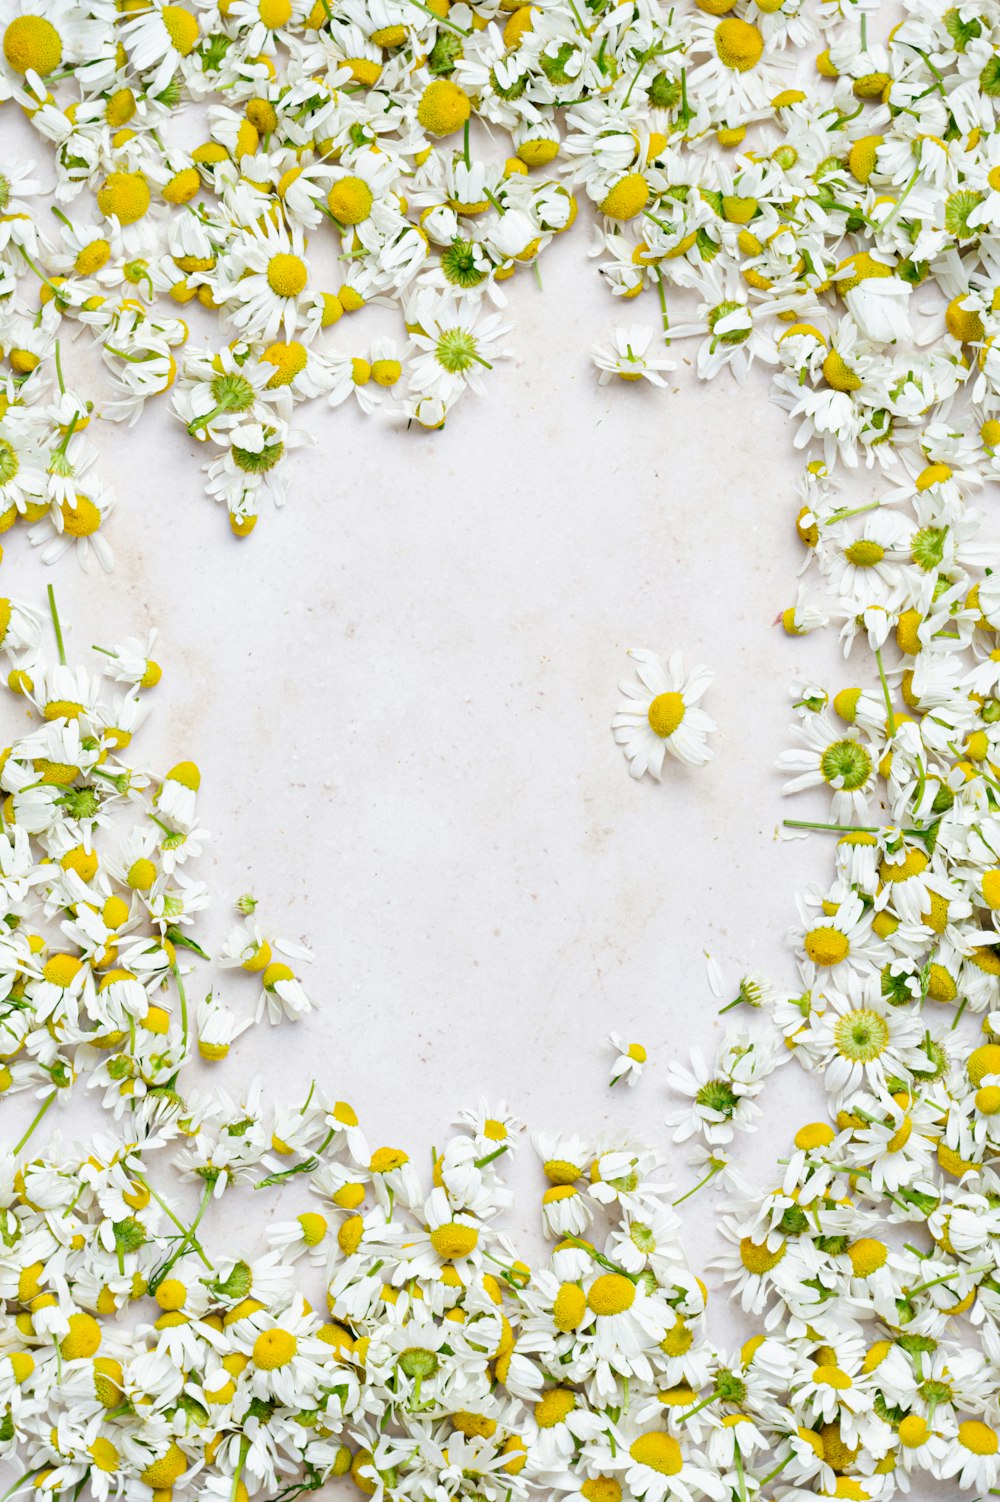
[612,648,716,780]
[592,326,675,387]
[607,1033,646,1088]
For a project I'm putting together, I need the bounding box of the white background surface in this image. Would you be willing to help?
[0,108,865,1289]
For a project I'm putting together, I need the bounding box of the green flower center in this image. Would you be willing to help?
[820,739,872,791]
[833,1009,889,1062]
[441,241,485,289]
[398,1347,439,1379]
[629,1223,656,1254]
[944,189,983,239]
[0,439,19,486]
[708,301,750,345]
[979,55,1000,98]
[232,437,284,473]
[695,1079,739,1116]
[435,328,480,374]
[911,526,946,571]
[715,1369,748,1403]
[211,372,256,411]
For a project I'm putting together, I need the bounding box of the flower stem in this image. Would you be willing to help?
[673,1161,723,1205]
[14,1090,57,1155]
[875,646,895,735]
[47,585,67,666]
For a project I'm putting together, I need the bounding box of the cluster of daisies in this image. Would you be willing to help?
[0,0,996,538]
[7,0,1000,1496]
[8,581,1000,1502]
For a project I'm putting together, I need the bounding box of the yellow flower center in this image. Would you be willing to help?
[371,1146,408,1173]
[96,172,151,225]
[795,1122,835,1150]
[252,1328,298,1369]
[822,348,862,392]
[714,18,764,71]
[814,1364,852,1390]
[739,1236,786,1274]
[164,167,201,205]
[162,5,198,53]
[328,177,374,224]
[847,1238,887,1277]
[982,870,1000,909]
[844,539,885,567]
[88,1437,120,1473]
[647,691,685,738]
[263,340,308,387]
[803,926,849,966]
[267,253,308,297]
[580,1479,621,1502]
[338,1215,364,1255]
[3,15,62,75]
[155,1278,186,1311]
[92,1357,124,1406]
[628,1432,682,1476]
[897,1414,928,1448]
[543,1157,581,1184]
[960,1420,999,1456]
[371,358,401,387]
[43,953,82,987]
[661,1317,692,1356]
[417,80,471,137]
[298,1212,327,1245]
[429,1222,479,1260]
[587,1273,636,1316]
[75,239,111,275]
[8,1352,35,1384]
[976,1085,1000,1116]
[968,1044,1000,1086]
[140,1445,187,1489]
[258,0,292,26]
[60,1312,102,1360]
[600,173,649,221]
[127,857,157,891]
[848,134,883,184]
[553,1283,586,1331]
[534,1388,576,1427]
[61,495,102,536]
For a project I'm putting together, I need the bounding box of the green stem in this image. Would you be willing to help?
[875,646,895,735]
[463,119,471,171]
[655,269,670,345]
[733,1438,747,1502]
[757,1453,793,1487]
[47,585,67,666]
[172,962,189,1060]
[133,1172,211,1267]
[672,1161,723,1205]
[675,1388,719,1424]
[405,0,469,33]
[150,1181,213,1291]
[907,1265,991,1298]
[14,1091,57,1155]
[474,1144,508,1169]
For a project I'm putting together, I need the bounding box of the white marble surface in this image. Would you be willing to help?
[0,106,865,1287]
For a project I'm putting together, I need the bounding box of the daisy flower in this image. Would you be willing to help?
[612,648,716,780]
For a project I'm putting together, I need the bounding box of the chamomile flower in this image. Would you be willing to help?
[592,327,676,386]
[608,1034,646,1088]
[612,648,716,780]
